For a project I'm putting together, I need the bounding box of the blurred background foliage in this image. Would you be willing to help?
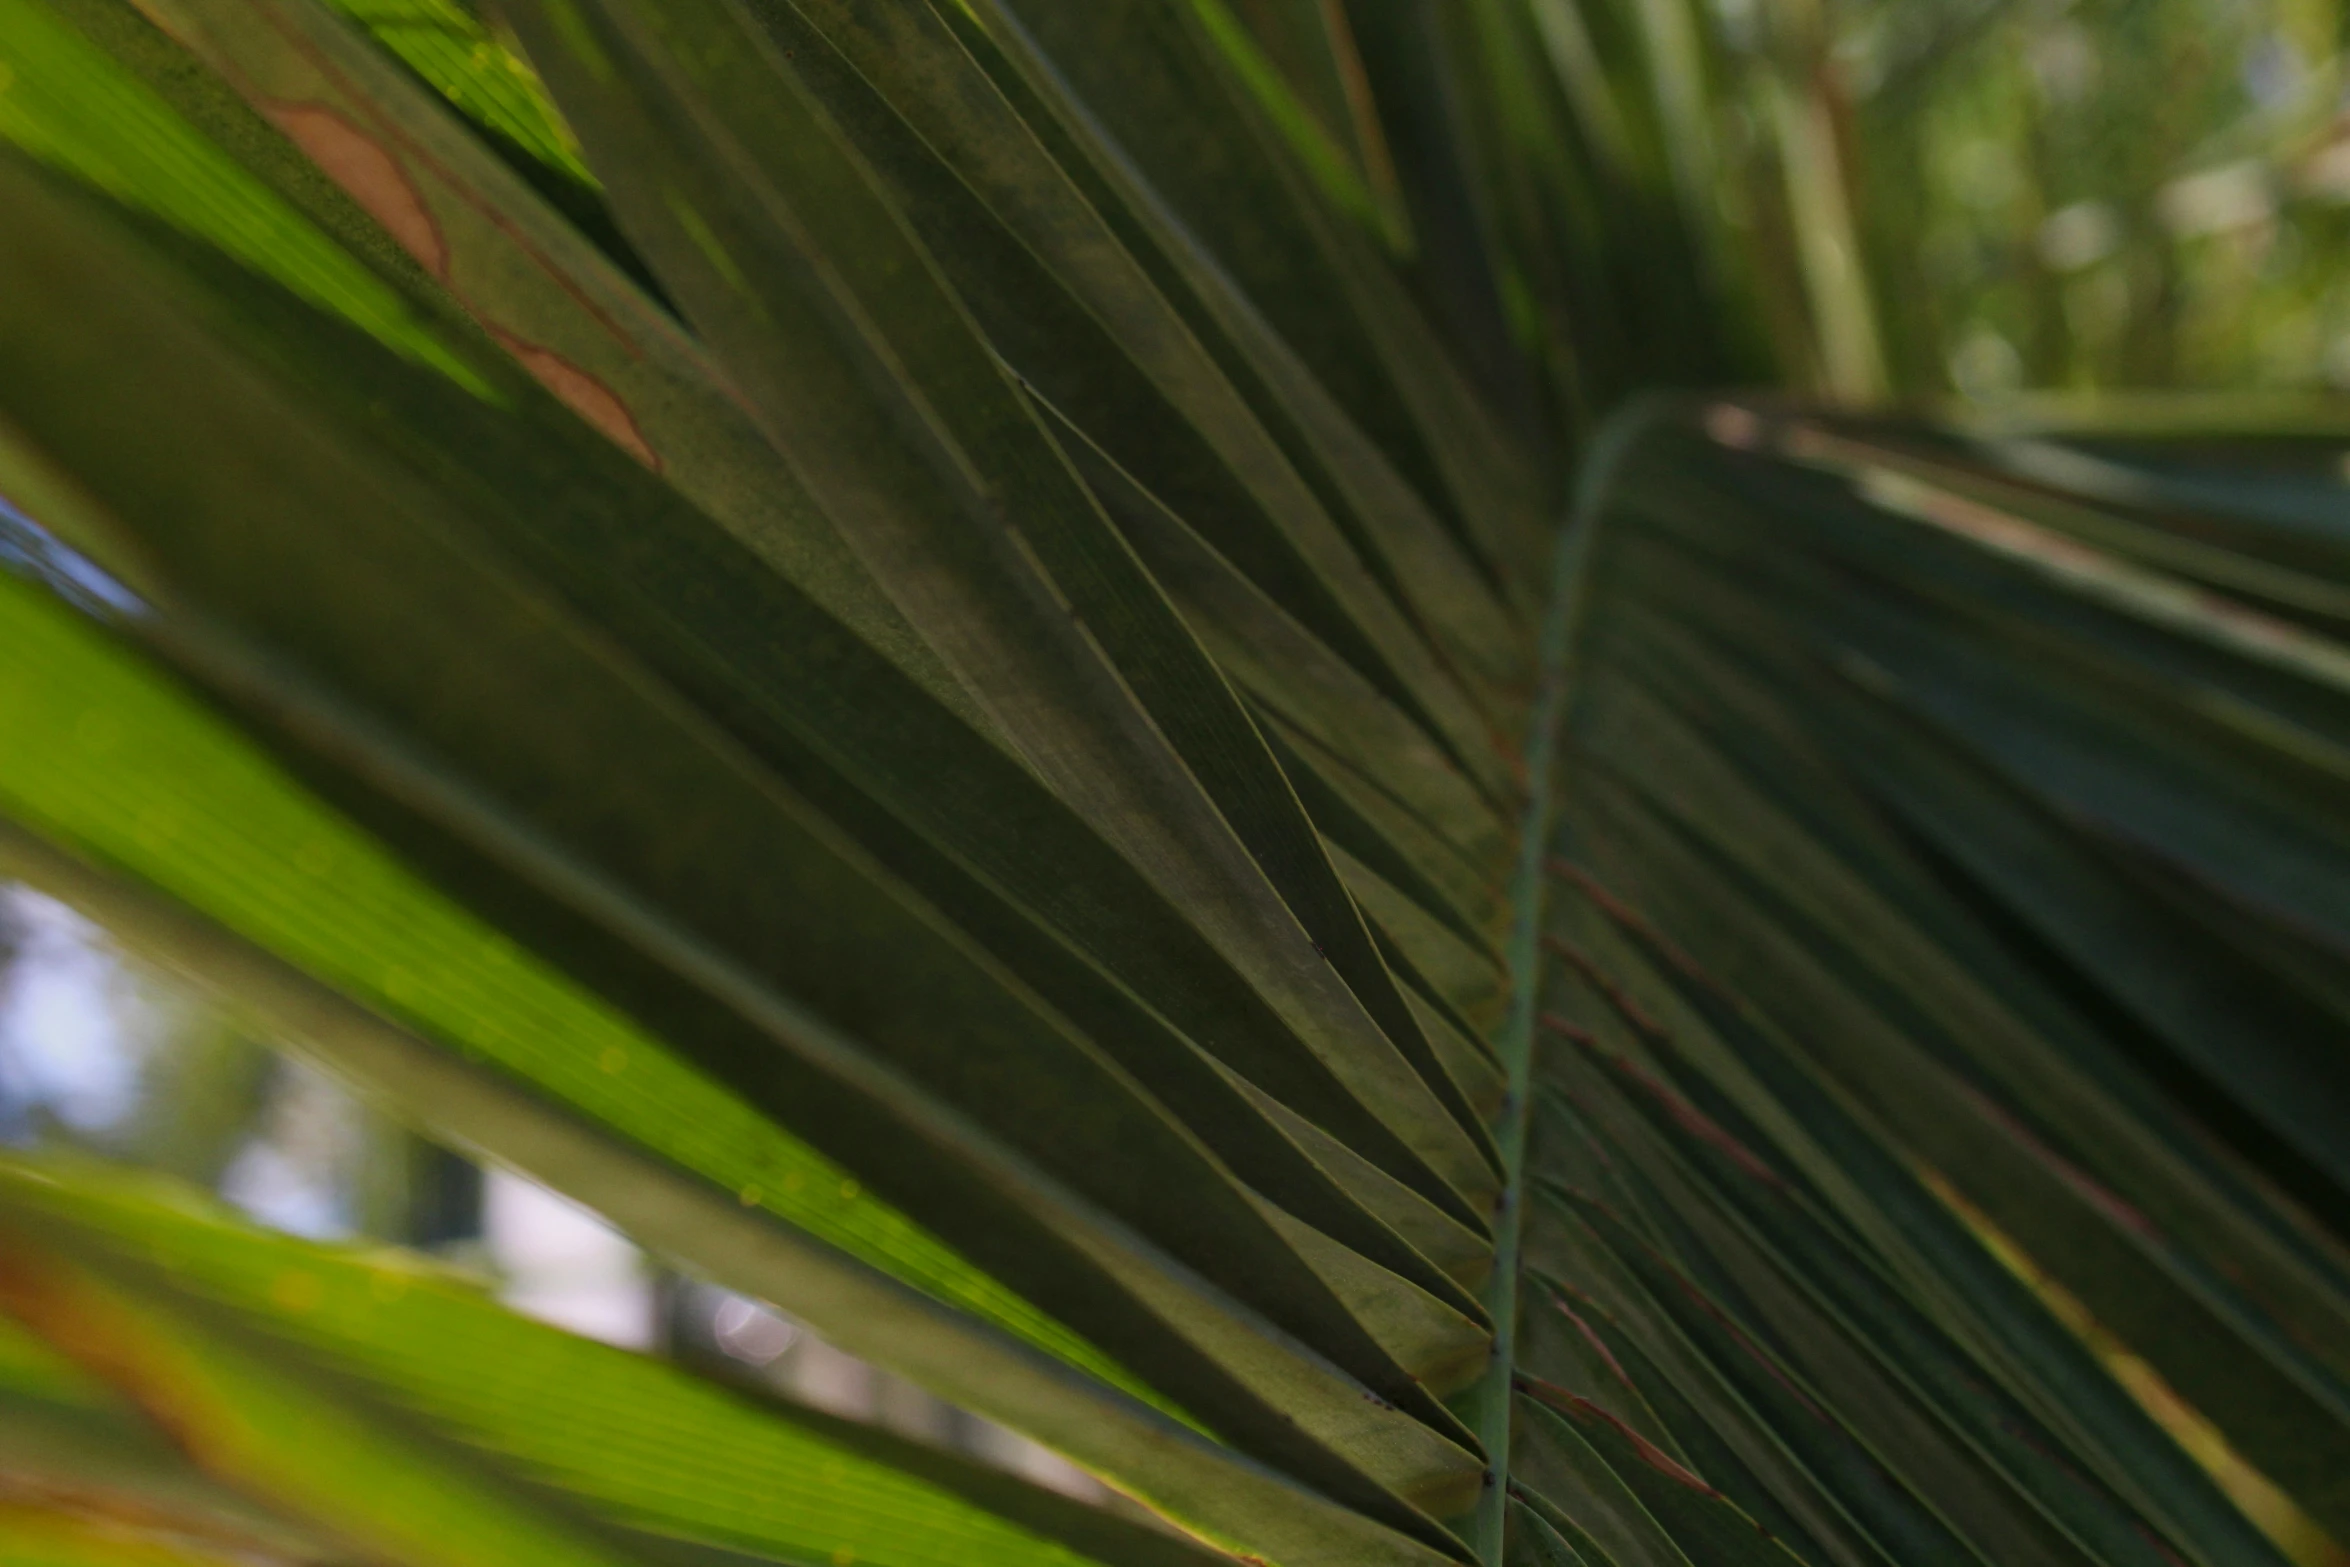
[1823,0,2350,399]
[1301,0,2350,407]
[1200,0,2350,443]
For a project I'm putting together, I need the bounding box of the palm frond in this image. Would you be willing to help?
[0,2,2342,1566]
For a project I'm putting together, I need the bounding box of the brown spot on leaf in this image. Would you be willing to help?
[1549,860,1725,994]
[1952,1084,2161,1238]
[1519,1373,1722,1496]
[1603,1051,1786,1187]
[1538,1012,1600,1048]
[1550,1291,1637,1392]
[264,103,446,277]
[489,328,662,471]
[0,1234,217,1464]
[1542,934,1668,1039]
